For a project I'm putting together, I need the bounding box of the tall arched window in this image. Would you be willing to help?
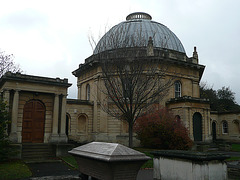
[222,121,228,134]
[86,84,90,100]
[174,81,181,98]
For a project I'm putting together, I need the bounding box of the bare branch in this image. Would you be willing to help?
[0,50,22,77]
[90,24,176,147]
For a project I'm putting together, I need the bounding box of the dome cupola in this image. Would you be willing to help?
[93,12,185,54]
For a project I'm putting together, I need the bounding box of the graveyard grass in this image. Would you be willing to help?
[0,160,32,180]
[1,144,239,180]
[61,155,78,169]
[231,144,240,152]
[226,144,240,161]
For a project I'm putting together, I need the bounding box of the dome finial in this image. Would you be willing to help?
[126,12,152,20]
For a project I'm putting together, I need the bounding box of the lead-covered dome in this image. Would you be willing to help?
[93,12,185,54]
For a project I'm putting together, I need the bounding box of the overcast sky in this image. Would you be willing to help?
[0,0,240,103]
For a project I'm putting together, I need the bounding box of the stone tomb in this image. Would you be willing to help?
[151,150,230,180]
[69,142,150,180]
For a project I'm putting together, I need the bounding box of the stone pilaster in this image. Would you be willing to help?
[93,78,99,132]
[59,95,67,142]
[192,81,199,98]
[49,93,60,142]
[188,108,193,140]
[9,90,19,142]
[77,83,81,99]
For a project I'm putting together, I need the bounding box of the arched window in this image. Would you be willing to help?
[175,115,181,122]
[174,81,181,98]
[222,121,228,134]
[86,84,90,100]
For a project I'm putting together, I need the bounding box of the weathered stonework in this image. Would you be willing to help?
[210,111,240,141]
[0,72,71,144]
[1,12,239,149]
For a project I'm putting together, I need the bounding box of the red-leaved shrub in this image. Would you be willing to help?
[134,107,193,150]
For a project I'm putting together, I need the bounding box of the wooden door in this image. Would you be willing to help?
[22,100,45,143]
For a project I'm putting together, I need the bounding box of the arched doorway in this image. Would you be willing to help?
[22,100,45,143]
[212,121,217,141]
[193,112,202,141]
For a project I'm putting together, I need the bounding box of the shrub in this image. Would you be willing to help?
[0,98,11,162]
[134,107,193,150]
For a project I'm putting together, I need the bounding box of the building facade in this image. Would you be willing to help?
[0,12,239,148]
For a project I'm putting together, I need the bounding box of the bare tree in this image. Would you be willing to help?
[0,50,22,77]
[99,57,173,147]
[88,20,180,147]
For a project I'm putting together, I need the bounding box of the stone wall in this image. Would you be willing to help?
[167,98,211,142]
[152,151,229,180]
[66,102,93,143]
[211,112,240,141]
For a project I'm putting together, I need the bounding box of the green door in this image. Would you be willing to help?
[193,113,202,141]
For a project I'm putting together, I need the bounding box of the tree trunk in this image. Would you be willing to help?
[128,121,133,148]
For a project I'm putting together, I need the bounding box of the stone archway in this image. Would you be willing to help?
[193,112,202,141]
[22,100,45,143]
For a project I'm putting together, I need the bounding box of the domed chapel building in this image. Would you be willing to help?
[0,12,239,153]
[69,12,211,146]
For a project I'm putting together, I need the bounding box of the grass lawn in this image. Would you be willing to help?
[60,156,78,169]
[231,144,240,152]
[0,160,32,180]
[226,144,240,161]
[226,156,240,161]
[134,148,155,169]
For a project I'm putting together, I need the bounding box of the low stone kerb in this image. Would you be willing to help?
[151,150,230,161]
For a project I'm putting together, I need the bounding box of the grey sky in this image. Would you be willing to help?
[0,0,240,103]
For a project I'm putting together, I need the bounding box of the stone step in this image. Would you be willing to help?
[22,143,56,160]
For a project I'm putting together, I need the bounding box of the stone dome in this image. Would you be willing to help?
[93,12,185,54]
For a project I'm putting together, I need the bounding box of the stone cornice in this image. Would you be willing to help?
[67,99,93,105]
[73,52,205,79]
[0,72,72,88]
[166,96,210,104]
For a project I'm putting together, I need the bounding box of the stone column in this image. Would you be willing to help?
[59,95,67,142]
[188,108,193,140]
[206,108,211,141]
[9,90,19,142]
[49,94,60,142]
[77,83,81,99]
